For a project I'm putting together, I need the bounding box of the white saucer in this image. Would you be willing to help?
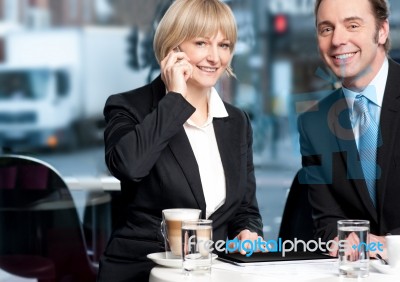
[147,252,218,268]
[370,260,400,275]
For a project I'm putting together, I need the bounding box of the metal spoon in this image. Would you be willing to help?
[376,254,389,265]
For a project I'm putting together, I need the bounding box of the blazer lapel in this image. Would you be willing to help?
[376,59,400,213]
[212,116,241,213]
[149,76,206,214]
[330,91,378,221]
[168,129,207,216]
[167,115,240,219]
[330,91,363,181]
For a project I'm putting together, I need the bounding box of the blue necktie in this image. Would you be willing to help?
[354,95,377,206]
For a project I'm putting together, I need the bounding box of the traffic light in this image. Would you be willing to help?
[272,14,289,36]
[268,13,291,53]
[273,14,288,35]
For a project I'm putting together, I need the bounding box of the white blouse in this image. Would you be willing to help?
[183,87,228,219]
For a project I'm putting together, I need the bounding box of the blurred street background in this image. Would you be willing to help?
[1,0,400,241]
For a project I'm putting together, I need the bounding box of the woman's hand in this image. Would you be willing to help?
[234,229,263,255]
[160,49,192,97]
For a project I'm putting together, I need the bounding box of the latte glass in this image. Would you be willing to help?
[161,208,201,259]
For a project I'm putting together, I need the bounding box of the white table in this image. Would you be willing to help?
[65,176,120,191]
[150,259,400,282]
[0,268,37,282]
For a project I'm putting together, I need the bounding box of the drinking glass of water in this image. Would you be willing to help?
[181,219,213,275]
[337,219,370,278]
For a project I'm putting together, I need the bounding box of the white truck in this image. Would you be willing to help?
[0,27,148,151]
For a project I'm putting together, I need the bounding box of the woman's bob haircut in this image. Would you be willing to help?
[153,0,237,76]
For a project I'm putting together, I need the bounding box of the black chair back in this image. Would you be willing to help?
[278,171,314,250]
[0,154,97,281]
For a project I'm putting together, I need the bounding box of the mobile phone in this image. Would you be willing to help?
[173,46,181,52]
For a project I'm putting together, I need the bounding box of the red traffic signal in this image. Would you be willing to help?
[274,14,288,34]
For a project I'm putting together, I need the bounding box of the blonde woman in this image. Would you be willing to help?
[98,1,263,281]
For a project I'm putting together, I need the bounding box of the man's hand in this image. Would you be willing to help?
[328,236,339,257]
[328,233,386,259]
[327,234,361,260]
[368,234,386,259]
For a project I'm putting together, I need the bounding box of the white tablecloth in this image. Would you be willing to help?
[150,259,400,282]
[0,269,37,282]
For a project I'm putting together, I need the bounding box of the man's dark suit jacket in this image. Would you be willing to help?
[98,76,263,281]
[297,59,400,243]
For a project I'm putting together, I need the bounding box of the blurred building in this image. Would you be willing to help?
[0,0,399,159]
[0,0,167,29]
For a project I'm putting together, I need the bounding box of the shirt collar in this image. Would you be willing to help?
[208,87,229,118]
[185,87,228,128]
[343,57,388,108]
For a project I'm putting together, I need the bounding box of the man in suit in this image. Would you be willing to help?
[297,0,400,257]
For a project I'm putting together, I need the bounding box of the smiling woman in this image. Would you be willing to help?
[97,0,263,281]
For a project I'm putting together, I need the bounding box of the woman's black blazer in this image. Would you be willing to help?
[103,75,263,262]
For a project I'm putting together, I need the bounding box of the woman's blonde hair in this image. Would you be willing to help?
[153,0,237,76]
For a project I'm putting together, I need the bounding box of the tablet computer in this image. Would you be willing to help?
[217,252,335,266]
